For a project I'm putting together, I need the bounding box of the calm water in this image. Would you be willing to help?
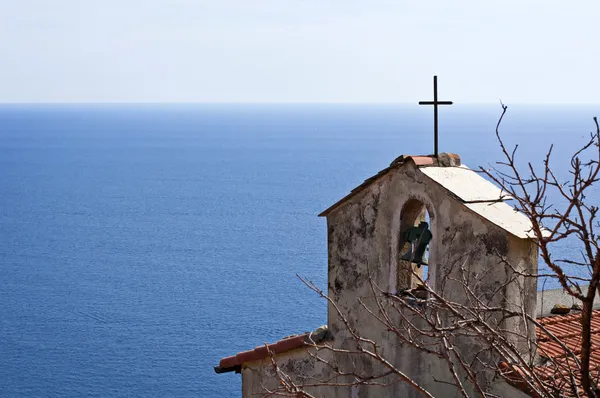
[1,104,598,397]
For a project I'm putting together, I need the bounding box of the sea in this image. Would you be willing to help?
[1,103,598,397]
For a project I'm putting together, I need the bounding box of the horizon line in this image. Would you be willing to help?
[0,101,599,106]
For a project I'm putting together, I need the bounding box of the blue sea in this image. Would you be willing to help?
[1,103,598,397]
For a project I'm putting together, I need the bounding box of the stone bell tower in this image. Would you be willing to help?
[318,153,538,349]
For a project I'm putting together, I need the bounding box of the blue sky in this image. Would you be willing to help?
[1,0,599,103]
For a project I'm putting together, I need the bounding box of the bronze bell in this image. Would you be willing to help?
[400,222,432,267]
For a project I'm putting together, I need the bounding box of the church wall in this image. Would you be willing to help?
[323,161,538,396]
[504,233,539,352]
[240,340,532,398]
[240,341,471,397]
[326,162,538,332]
[241,347,349,398]
[238,340,533,398]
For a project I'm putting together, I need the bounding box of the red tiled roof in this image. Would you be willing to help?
[215,327,329,374]
[537,309,600,365]
[218,334,307,372]
[501,309,600,397]
[407,156,437,166]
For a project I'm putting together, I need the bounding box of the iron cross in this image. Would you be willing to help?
[419,76,453,157]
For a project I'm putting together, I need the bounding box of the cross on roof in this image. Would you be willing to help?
[419,75,453,157]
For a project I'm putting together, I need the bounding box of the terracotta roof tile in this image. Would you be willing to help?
[502,309,600,397]
[407,156,436,166]
[217,334,307,372]
[215,326,329,374]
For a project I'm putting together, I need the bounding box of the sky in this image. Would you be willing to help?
[1,0,599,104]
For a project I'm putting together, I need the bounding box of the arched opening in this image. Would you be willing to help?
[397,199,433,291]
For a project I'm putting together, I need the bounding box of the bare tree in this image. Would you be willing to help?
[484,104,600,397]
[264,105,600,398]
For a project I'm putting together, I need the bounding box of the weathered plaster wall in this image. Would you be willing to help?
[327,162,537,321]
[323,161,538,396]
[241,344,461,398]
[241,347,349,397]
[241,343,530,398]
